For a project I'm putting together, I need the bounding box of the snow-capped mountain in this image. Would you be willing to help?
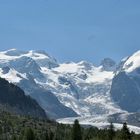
[111,51,140,113]
[1,49,140,128]
[0,49,120,116]
[0,49,77,118]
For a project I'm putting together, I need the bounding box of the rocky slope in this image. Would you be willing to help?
[111,51,140,113]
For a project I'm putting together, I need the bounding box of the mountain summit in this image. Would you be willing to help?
[101,58,116,71]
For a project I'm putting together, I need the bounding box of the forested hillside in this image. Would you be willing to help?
[0,77,46,118]
[0,111,140,140]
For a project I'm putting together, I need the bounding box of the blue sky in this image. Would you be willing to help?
[0,0,140,64]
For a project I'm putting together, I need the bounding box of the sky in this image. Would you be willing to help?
[0,0,140,64]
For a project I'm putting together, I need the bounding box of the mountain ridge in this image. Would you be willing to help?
[0,49,140,126]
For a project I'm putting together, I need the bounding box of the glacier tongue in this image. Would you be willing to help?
[57,117,140,134]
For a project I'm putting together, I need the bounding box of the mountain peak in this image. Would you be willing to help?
[78,61,93,70]
[101,58,116,71]
[123,50,140,73]
[7,48,17,51]
[4,49,27,56]
[0,49,59,69]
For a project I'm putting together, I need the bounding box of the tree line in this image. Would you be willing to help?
[0,111,140,140]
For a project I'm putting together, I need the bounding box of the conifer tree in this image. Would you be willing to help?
[24,128,35,140]
[11,135,17,140]
[72,119,82,140]
[120,122,131,140]
[108,122,115,140]
[49,131,54,140]
[43,131,49,140]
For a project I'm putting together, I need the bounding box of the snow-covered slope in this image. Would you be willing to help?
[0,66,27,83]
[123,50,140,73]
[0,49,58,68]
[50,61,121,117]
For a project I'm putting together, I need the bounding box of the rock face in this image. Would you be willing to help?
[101,58,116,71]
[110,51,140,113]
[0,77,47,118]
[2,66,10,74]
[110,72,140,112]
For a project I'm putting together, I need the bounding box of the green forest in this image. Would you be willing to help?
[0,111,140,140]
